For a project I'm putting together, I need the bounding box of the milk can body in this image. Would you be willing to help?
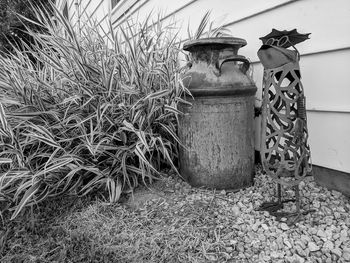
[179,37,257,190]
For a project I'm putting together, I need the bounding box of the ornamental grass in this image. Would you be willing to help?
[0,3,190,220]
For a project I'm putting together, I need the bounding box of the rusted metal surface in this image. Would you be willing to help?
[180,37,257,190]
[257,29,313,224]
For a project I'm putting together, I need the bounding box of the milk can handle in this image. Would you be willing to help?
[216,55,250,75]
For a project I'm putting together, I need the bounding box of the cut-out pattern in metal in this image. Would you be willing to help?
[257,29,312,224]
[261,62,311,186]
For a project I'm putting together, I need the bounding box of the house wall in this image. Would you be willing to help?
[56,0,111,36]
[58,0,350,174]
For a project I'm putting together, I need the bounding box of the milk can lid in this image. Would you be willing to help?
[183,37,247,52]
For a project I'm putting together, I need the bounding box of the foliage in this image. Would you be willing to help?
[185,11,232,67]
[187,11,231,40]
[0,3,190,220]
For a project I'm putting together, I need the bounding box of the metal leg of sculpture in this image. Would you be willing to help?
[258,183,284,213]
[295,184,300,213]
[285,184,302,225]
[277,183,282,205]
[276,184,315,226]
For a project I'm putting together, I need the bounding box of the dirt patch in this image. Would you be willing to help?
[123,175,190,210]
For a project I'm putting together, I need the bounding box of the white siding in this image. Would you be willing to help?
[308,112,350,173]
[223,0,350,61]
[134,0,194,19]
[62,0,110,35]
[58,0,350,173]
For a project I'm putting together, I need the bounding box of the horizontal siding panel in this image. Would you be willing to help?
[308,112,350,173]
[301,49,350,110]
[307,107,350,114]
[251,63,264,103]
[167,0,293,41]
[125,0,292,40]
[225,0,350,62]
[129,0,196,22]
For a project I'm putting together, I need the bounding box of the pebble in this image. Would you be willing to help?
[263,211,269,217]
[232,206,240,217]
[229,239,238,246]
[338,207,345,213]
[331,247,342,258]
[252,222,260,232]
[225,246,233,253]
[276,236,284,250]
[343,246,350,253]
[296,245,307,257]
[316,229,327,238]
[340,229,348,242]
[325,255,332,263]
[313,200,321,209]
[313,235,321,244]
[334,212,341,219]
[261,223,269,231]
[300,234,311,245]
[324,229,333,240]
[284,239,292,249]
[270,251,282,259]
[206,254,217,261]
[280,223,289,231]
[308,241,320,252]
[286,254,305,263]
[237,244,245,252]
[322,240,334,252]
[309,227,317,235]
[343,252,350,261]
[295,240,306,250]
[331,190,342,198]
[334,239,342,248]
[258,234,266,242]
[325,217,334,226]
[270,241,278,251]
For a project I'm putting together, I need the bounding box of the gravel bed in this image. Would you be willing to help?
[214,173,350,263]
[122,170,350,263]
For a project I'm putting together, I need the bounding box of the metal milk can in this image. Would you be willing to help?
[179,37,257,190]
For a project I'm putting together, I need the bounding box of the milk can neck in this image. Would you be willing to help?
[183,37,247,66]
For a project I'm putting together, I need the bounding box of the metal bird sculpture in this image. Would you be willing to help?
[257,29,313,225]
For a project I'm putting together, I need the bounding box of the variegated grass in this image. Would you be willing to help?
[0,2,190,220]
